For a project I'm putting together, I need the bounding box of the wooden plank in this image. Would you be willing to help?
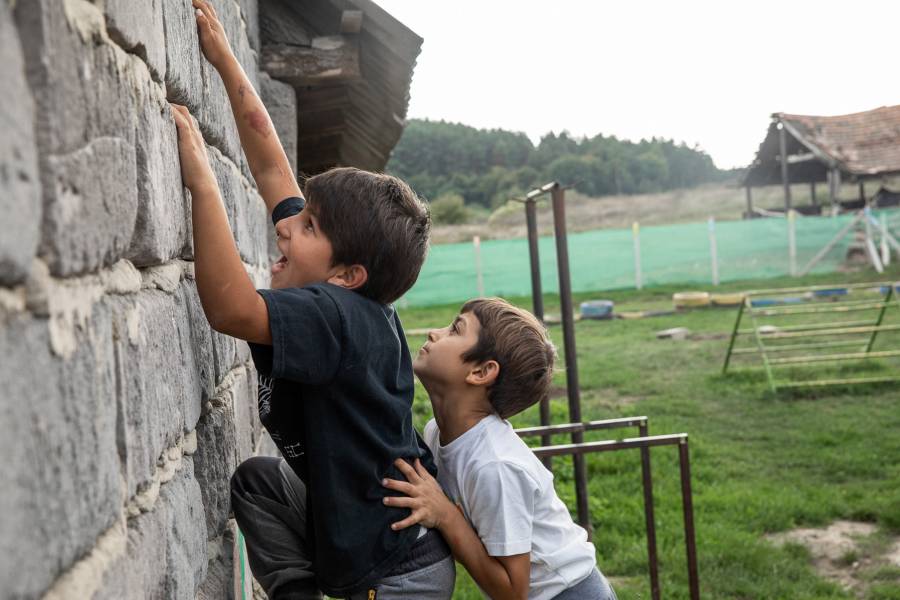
[340,10,364,33]
[261,36,360,86]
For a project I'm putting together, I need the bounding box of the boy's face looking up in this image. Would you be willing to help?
[413,311,483,387]
[270,206,338,290]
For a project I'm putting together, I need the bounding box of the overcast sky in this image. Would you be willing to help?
[376,0,899,169]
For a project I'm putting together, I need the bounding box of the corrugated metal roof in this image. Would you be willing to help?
[744,105,900,186]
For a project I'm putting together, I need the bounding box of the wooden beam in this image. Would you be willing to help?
[829,168,841,204]
[859,181,866,203]
[786,152,816,164]
[261,36,360,86]
[779,123,792,211]
[340,10,364,33]
[810,181,817,207]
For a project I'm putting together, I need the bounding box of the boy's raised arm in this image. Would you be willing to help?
[193,0,302,213]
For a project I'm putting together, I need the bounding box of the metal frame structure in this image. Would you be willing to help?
[723,282,900,391]
[517,182,700,599]
[516,417,700,600]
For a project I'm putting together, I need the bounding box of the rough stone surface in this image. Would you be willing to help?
[42,137,139,276]
[0,2,42,286]
[101,0,167,81]
[3,0,278,595]
[0,312,120,599]
[108,289,204,500]
[194,402,239,540]
[162,458,209,598]
[128,73,190,266]
[260,72,298,176]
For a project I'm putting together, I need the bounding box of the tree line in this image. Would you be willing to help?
[386,119,732,214]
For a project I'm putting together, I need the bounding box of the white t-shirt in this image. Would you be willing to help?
[424,415,596,600]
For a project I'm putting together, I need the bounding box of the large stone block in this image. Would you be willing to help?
[0,1,41,286]
[128,74,191,267]
[102,0,167,81]
[176,280,216,424]
[108,289,206,499]
[0,311,120,599]
[161,0,204,109]
[260,71,297,176]
[193,402,238,540]
[235,183,270,266]
[238,0,260,52]
[41,136,139,276]
[15,0,141,154]
[162,458,208,598]
[231,365,260,461]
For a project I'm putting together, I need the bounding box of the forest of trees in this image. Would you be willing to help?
[386,119,732,219]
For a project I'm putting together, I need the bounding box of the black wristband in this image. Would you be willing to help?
[272,196,306,225]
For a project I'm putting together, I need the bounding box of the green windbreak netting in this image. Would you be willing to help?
[399,209,899,308]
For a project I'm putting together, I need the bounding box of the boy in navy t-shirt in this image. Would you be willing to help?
[171,3,452,598]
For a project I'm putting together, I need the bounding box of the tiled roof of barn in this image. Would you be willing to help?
[743,105,900,186]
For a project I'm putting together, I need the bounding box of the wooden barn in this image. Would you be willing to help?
[741,105,900,216]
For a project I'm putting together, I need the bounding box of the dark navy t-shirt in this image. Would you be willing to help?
[248,282,435,596]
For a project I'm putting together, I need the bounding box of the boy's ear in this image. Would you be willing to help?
[465,360,499,387]
[327,264,368,291]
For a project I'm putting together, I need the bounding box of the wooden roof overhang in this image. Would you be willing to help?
[260,0,422,175]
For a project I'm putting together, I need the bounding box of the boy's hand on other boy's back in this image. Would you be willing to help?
[193,0,234,70]
[383,459,456,531]
[171,104,217,193]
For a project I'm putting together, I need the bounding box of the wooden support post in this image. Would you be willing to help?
[829,168,841,205]
[859,181,866,204]
[779,123,792,211]
[810,181,818,208]
[261,35,361,86]
[745,185,753,218]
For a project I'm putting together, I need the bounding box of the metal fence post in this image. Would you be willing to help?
[708,217,719,286]
[633,221,643,290]
[473,235,485,297]
[787,209,797,276]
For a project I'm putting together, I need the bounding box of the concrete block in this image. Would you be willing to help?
[102,0,167,81]
[0,312,120,599]
[0,1,41,286]
[193,402,238,540]
[162,458,208,598]
[41,136,139,276]
[128,75,190,267]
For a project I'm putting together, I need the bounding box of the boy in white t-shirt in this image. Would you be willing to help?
[382,298,617,600]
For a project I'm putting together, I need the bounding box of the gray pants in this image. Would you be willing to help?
[230,456,455,600]
[551,568,618,600]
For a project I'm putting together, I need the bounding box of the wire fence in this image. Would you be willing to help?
[399,208,900,308]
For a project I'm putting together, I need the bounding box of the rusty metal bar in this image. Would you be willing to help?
[525,198,544,323]
[532,434,688,457]
[639,421,660,600]
[722,298,745,373]
[744,280,891,297]
[549,182,590,538]
[679,438,700,600]
[516,416,649,439]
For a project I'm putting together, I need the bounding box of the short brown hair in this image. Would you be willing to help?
[304,167,431,304]
[460,298,556,419]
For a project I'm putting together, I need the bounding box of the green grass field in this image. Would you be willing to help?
[398,266,900,599]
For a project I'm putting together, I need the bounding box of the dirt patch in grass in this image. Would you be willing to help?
[766,520,900,596]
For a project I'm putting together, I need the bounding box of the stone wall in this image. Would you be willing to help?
[0,0,288,597]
